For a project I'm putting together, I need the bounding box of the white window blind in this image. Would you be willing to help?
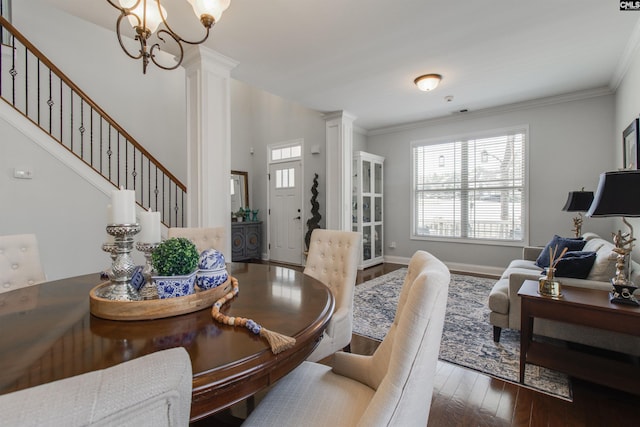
[412,129,526,242]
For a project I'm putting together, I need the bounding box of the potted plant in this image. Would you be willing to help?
[151,237,199,299]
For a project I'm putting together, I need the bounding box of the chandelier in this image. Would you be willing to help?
[106,0,231,73]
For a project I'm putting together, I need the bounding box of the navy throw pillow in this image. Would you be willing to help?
[535,235,586,268]
[554,251,597,279]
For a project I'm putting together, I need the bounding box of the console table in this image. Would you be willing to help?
[518,280,640,395]
[231,221,262,261]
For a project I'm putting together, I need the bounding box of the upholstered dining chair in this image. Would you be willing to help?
[304,228,361,362]
[168,227,225,253]
[0,233,46,294]
[0,347,192,427]
[243,250,450,427]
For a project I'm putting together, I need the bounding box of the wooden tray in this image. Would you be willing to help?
[89,277,233,321]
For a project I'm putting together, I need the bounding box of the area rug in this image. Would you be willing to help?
[353,268,572,400]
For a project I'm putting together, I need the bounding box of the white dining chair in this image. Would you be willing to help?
[0,347,192,427]
[0,233,46,294]
[303,228,361,362]
[243,250,450,427]
[168,227,225,254]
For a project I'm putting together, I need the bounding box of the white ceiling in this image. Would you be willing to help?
[43,1,640,131]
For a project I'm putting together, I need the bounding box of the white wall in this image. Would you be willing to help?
[367,92,616,270]
[0,114,114,279]
[615,38,640,262]
[230,81,327,254]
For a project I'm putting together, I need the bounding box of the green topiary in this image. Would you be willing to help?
[151,237,199,276]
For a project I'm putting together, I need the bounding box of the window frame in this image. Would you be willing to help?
[410,125,529,247]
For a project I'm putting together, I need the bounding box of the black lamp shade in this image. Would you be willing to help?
[586,170,640,217]
[562,190,594,212]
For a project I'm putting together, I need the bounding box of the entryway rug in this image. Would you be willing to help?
[353,268,572,400]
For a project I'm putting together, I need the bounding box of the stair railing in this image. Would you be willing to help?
[0,16,186,228]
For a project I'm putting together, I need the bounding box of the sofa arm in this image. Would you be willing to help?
[522,246,543,261]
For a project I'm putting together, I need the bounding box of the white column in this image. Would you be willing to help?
[182,46,238,258]
[324,111,356,231]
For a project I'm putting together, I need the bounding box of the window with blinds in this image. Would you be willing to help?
[411,128,526,242]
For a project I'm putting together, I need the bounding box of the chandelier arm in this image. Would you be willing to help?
[154,0,213,46]
[115,14,145,60]
[148,30,184,71]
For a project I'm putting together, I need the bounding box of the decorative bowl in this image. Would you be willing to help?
[196,268,228,290]
[198,249,226,270]
[153,272,197,299]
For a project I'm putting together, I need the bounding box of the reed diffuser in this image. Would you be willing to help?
[538,245,567,298]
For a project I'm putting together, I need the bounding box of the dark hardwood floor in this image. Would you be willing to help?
[199,262,640,426]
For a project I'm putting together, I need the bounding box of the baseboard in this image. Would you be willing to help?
[384,255,503,277]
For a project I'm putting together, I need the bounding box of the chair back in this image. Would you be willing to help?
[359,250,450,427]
[304,228,360,361]
[168,227,225,254]
[0,234,46,294]
[0,347,192,426]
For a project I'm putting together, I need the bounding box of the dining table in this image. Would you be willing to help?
[0,262,334,422]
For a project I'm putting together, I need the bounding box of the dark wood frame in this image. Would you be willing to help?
[231,170,249,208]
[623,118,639,169]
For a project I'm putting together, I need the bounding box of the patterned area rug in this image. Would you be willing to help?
[353,268,572,400]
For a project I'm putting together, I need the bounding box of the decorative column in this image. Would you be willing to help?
[182,46,238,259]
[324,111,356,231]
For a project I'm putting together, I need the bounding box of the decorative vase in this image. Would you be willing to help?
[153,271,197,299]
[538,267,562,298]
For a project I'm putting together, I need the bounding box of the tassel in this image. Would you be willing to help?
[260,328,296,354]
[211,276,296,355]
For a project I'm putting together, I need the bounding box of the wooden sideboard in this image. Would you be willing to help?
[231,221,262,261]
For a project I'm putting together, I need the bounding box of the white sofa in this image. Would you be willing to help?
[488,232,640,356]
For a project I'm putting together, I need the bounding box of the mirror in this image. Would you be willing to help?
[230,170,248,213]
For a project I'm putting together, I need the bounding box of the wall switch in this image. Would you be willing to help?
[13,169,33,179]
[389,241,396,248]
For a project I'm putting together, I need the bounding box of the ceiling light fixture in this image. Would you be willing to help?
[414,74,442,91]
[106,0,231,74]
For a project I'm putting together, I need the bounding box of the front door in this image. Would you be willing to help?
[268,160,303,265]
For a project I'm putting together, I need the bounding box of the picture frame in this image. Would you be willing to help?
[623,118,639,170]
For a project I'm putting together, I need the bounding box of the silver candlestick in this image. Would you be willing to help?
[98,224,141,301]
[136,241,160,300]
[101,242,118,280]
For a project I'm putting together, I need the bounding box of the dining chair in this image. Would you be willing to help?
[243,250,450,427]
[168,226,225,254]
[303,228,361,362]
[0,347,192,427]
[0,233,46,294]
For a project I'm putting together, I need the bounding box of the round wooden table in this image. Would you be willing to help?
[0,262,334,422]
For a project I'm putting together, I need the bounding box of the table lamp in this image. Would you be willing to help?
[586,170,640,305]
[561,188,594,237]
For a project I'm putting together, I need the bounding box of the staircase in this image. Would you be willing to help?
[0,16,185,228]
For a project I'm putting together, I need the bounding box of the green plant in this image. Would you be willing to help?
[151,237,199,276]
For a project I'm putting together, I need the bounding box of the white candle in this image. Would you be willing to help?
[106,204,115,242]
[138,208,161,243]
[111,187,136,224]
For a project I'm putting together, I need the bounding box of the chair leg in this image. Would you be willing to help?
[493,326,502,343]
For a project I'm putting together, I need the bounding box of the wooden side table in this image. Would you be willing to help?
[518,279,640,395]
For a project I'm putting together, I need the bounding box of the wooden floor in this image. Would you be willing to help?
[200,262,640,426]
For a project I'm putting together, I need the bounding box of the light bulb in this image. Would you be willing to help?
[119,0,167,34]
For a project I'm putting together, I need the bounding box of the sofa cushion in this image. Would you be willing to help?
[535,235,586,268]
[554,251,597,279]
[587,241,617,282]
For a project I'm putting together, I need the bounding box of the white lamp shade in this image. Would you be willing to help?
[414,74,442,91]
[188,0,231,22]
[119,0,167,34]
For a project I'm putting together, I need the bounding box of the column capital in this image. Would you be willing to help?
[182,45,238,76]
[323,110,357,123]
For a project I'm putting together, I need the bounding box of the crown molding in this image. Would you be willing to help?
[611,17,640,91]
[368,87,613,137]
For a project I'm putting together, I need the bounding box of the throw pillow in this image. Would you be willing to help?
[554,251,597,279]
[587,242,618,282]
[535,235,586,268]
